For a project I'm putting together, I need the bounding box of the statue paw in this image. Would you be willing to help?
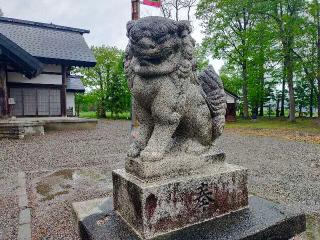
[127,144,141,158]
[140,150,163,162]
[168,112,181,124]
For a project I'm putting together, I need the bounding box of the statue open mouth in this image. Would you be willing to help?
[133,52,176,77]
[137,48,174,65]
[137,50,175,65]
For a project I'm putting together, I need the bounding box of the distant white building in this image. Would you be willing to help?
[0,17,96,118]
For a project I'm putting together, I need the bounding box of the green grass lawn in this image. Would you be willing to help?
[79,111,97,119]
[226,117,320,134]
[79,111,319,134]
[79,111,131,120]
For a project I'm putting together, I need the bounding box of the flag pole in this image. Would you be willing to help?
[131,0,140,131]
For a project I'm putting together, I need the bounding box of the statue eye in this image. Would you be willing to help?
[130,36,137,43]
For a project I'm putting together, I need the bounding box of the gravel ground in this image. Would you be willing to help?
[217,132,320,214]
[0,119,319,239]
[0,120,129,174]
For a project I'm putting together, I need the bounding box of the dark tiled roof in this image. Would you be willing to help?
[67,76,85,93]
[225,89,240,99]
[0,17,96,67]
[0,17,90,34]
[0,33,43,78]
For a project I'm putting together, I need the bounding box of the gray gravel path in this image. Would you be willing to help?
[0,120,130,174]
[216,133,320,213]
[0,120,319,239]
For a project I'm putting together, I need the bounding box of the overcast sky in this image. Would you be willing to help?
[1,0,224,71]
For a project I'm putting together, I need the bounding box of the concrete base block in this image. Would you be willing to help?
[72,196,306,240]
[112,163,248,239]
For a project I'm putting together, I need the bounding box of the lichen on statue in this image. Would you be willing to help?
[125,16,227,163]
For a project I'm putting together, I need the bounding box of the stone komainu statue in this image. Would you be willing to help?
[125,17,226,162]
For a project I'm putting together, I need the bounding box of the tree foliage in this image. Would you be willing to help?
[197,0,256,118]
[197,0,320,120]
[74,46,130,118]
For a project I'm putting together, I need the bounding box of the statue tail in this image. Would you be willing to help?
[198,65,227,139]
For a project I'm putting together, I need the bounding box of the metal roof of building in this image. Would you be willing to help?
[0,17,96,67]
[67,76,85,93]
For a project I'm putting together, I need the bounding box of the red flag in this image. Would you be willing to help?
[143,0,161,8]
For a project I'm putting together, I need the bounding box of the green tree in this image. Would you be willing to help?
[75,46,130,118]
[308,0,320,118]
[75,92,97,116]
[295,73,312,117]
[256,0,307,121]
[105,53,131,118]
[197,0,256,118]
[293,25,317,118]
[220,65,242,97]
[194,44,209,72]
[247,15,277,117]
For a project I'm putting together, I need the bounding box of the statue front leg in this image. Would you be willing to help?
[140,84,183,162]
[128,102,153,158]
[140,122,179,161]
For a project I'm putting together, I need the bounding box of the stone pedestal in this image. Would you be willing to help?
[112,163,248,239]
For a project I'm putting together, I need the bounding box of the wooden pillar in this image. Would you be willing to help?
[61,65,67,117]
[132,0,140,20]
[0,64,8,118]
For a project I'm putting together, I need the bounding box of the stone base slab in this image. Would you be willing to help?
[72,196,306,240]
[44,118,97,131]
[0,122,44,139]
[113,164,248,239]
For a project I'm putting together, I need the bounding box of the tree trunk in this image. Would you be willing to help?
[258,48,265,117]
[252,106,258,118]
[280,76,286,117]
[317,0,320,118]
[318,82,320,118]
[259,102,264,116]
[279,4,286,118]
[98,72,106,118]
[287,53,296,122]
[175,0,179,21]
[259,73,265,116]
[97,99,106,118]
[310,84,314,118]
[276,97,280,117]
[187,6,191,21]
[282,28,295,122]
[281,44,286,118]
[76,103,80,117]
[299,105,302,117]
[242,61,249,119]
